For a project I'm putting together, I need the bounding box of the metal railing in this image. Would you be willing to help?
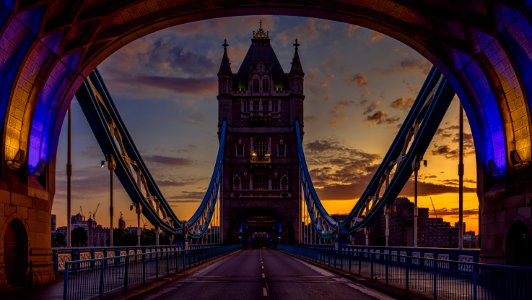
[280,245,532,300]
[63,245,240,300]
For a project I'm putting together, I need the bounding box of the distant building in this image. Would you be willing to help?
[51,214,56,232]
[351,197,479,248]
[118,213,126,230]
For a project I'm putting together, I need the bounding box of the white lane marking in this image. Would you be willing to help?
[261,265,264,269]
[296,258,394,300]
[262,273,265,279]
[263,287,268,297]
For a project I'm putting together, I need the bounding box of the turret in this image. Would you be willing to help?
[289,39,304,95]
[218,39,233,95]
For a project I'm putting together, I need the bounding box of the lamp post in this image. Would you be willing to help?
[458,104,464,249]
[67,104,72,247]
[105,154,115,246]
[413,157,420,248]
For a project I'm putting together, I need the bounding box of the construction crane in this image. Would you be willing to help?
[429,197,439,219]
[92,202,100,222]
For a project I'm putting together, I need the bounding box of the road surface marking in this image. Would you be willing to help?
[263,287,268,297]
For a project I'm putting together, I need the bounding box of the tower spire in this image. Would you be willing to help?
[290,38,303,76]
[252,19,269,41]
[218,38,232,75]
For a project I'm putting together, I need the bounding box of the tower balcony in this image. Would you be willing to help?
[250,152,271,164]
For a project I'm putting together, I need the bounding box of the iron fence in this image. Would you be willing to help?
[280,245,532,300]
[63,245,240,300]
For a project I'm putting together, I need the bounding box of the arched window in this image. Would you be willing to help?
[277,139,286,157]
[262,100,269,112]
[255,139,268,156]
[253,78,259,93]
[280,175,289,190]
[235,140,244,157]
[263,79,269,92]
[233,175,241,190]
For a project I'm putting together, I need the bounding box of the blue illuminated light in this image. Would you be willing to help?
[28,51,81,169]
[462,54,507,173]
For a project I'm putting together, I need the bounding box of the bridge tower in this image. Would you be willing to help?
[218,23,303,246]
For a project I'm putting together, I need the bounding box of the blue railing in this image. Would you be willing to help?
[63,245,240,300]
[280,245,532,300]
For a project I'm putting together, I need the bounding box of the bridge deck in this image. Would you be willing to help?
[141,249,392,300]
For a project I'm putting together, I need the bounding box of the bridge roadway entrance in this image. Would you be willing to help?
[142,249,391,300]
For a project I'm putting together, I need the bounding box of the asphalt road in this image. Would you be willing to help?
[143,248,394,300]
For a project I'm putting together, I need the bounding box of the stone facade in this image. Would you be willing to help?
[0,169,55,288]
[218,25,304,245]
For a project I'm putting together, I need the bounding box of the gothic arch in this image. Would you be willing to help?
[504,217,532,266]
[2,218,28,287]
[0,2,528,197]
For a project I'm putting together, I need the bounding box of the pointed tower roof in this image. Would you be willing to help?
[218,39,232,76]
[289,39,304,76]
[235,21,288,89]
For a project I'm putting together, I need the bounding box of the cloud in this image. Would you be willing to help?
[156,178,199,187]
[144,155,194,166]
[351,73,368,86]
[400,58,431,75]
[362,100,380,115]
[366,111,400,125]
[167,191,205,203]
[433,207,479,218]
[370,32,384,43]
[390,97,414,110]
[330,100,355,117]
[305,139,380,192]
[431,125,475,159]
[111,76,217,95]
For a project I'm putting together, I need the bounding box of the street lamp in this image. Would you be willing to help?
[103,154,115,246]
[413,157,427,248]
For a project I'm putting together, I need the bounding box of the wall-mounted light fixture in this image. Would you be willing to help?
[7,149,25,170]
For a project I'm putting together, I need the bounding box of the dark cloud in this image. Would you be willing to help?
[142,40,216,77]
[401,180,476,196]
[432,125,475,159]
[156,178,198,187]
[305,139,380,195]
[303,138,477,200]
[112,76,217,95]
[433,207,479,218]
[351,74,368,86]
[366,111,400,125]
[144,155,194,166]
[167,191,204,203]
[390,97,414,110]
[362,100,380,115]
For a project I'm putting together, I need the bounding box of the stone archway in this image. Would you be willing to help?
[238,208,285,248]
[505,220,532,266]
[3,219,28,287]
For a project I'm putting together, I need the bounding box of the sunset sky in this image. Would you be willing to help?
[52,16,479,234]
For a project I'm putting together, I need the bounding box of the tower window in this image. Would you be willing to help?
[263,79,269,92]
[243,100,249,113]
[272,100,279,112]
[262,100,269,112]
[277,139,287,157]
[253,100,259,111]
[255,139,268,156]
[233,175,241,190]
[253,79,259,93]
[253,175,268,190]
[236,143,244,157]
[280,175,289,190]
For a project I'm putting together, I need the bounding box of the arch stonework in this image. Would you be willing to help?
[0,0,530,285]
